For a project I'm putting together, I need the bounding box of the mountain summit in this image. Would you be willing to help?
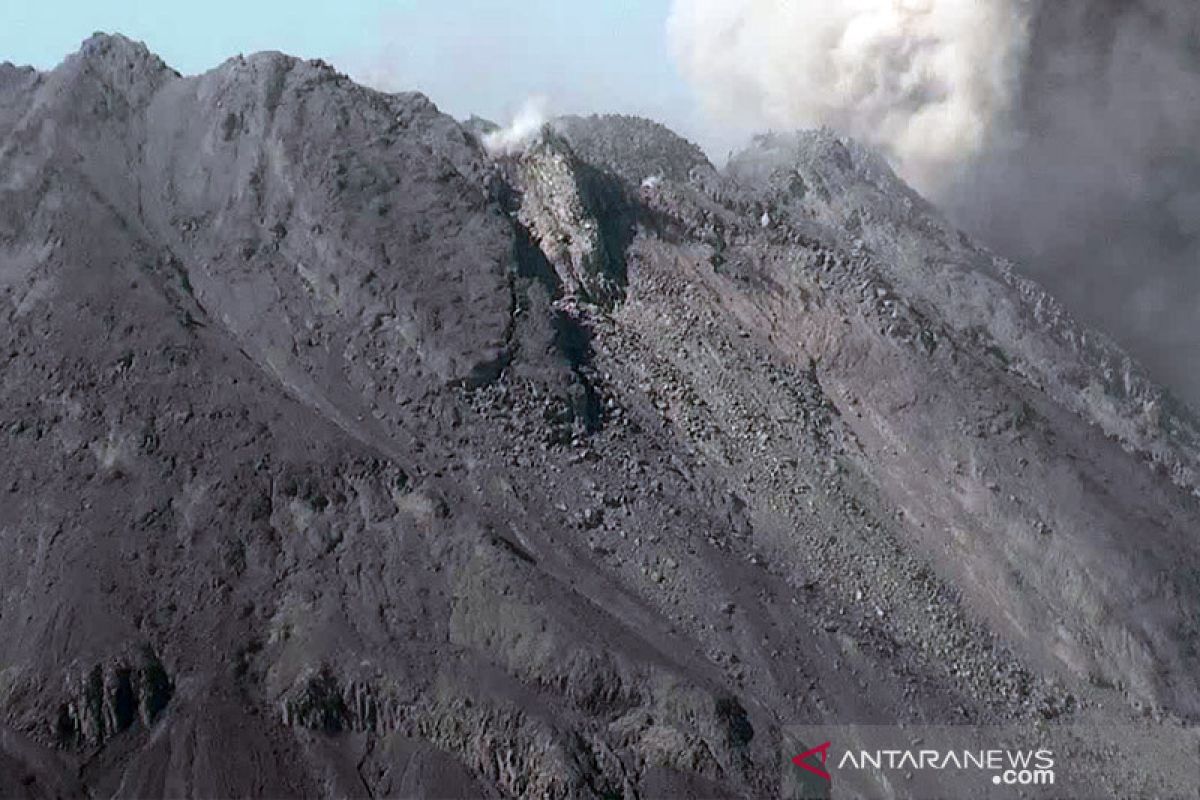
[2,35,1198,798]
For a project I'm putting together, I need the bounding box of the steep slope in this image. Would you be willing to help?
[1,35,1198,798]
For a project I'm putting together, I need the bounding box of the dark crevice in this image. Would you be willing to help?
[511,218,562,300]
[572,159,637,297]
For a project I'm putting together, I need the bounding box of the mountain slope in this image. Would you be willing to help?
[1,35,1198,798]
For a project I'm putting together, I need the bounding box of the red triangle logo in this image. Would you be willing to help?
[792,741,832,782]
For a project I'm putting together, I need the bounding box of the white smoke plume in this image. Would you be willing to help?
[667,0,1032,192]
[482,96,550,157]
[669,0,1200,409]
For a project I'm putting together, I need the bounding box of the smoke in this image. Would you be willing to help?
[482,96,549,156]
[667,0,1033,193]
[949,1,1200,403]
[669,0,1200,407]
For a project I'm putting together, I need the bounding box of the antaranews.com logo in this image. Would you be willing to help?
[792,740,1054,787]
[782,724,1199,799]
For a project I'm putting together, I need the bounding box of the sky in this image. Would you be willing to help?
[0,0,722,151]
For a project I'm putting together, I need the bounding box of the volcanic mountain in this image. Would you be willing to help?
[2,34,1199,798]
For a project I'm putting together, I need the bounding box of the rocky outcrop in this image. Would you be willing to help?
[52,649,172,747]
[494,129,631,307]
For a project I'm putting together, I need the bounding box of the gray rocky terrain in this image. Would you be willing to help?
[1,34,1199,798]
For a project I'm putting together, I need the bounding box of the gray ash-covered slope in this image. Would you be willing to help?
[1,33,1199,798]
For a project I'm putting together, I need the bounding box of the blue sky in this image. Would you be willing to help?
[0,1,722,150]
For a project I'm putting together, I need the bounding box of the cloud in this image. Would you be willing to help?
[667,0,1032,193]
[669,0,1200,407]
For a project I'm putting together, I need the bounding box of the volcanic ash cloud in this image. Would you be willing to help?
[667,0,1032,192]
